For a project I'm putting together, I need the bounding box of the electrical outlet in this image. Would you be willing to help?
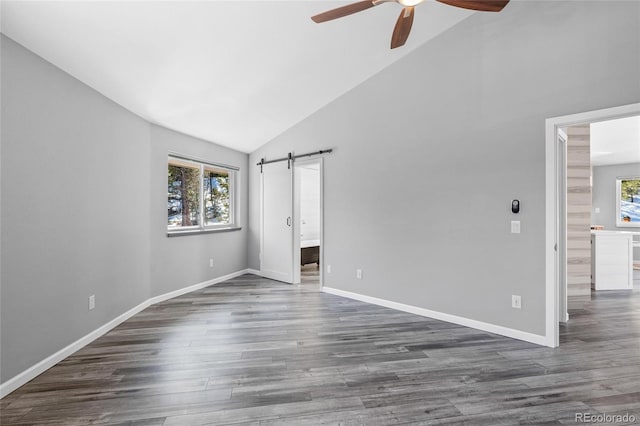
[327,264,331,274]
[356,269,363,279]
[209,258,214,268]
[512,295,522,309]
[89,295,95,311]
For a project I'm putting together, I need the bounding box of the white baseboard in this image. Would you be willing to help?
[147,269,250,305]
[246,268,262,276]
[0,268,251,399]
[322,286,551,347]
[0,300,151,399]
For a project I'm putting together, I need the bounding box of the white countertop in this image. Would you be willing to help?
[301,239,320,248]
[591,230,640,236]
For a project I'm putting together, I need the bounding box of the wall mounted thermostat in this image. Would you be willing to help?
[511,200,520,214]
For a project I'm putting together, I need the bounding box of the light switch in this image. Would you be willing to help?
[511,221,521,234]
[595,207,600,214]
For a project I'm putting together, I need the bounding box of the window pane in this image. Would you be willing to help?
[203,166,230,226]
[168,163,200,228]
[619,178,640,225]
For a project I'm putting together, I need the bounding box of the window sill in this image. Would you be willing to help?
[167,226,242,238]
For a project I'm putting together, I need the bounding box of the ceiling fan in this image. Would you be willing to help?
[311,0,509,49]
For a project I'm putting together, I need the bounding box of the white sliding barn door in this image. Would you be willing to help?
[260,161,294,283]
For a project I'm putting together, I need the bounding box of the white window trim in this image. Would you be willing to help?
[167,154,240,236]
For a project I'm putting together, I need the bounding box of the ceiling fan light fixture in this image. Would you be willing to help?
[398,0,425,6]
[311,0,510,49]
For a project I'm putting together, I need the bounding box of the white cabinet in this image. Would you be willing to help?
[591,231,634,290]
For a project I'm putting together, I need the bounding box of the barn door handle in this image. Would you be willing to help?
[286,217,292,227]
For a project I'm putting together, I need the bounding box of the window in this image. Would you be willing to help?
[168,155,237,232]
[203,165,231,226]
[616,176,640,227]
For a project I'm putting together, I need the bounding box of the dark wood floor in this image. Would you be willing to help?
[1,273,639,425]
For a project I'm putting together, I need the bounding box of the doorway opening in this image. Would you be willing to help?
[545,103,640,347]
[259,154,324,287]
[294,158,323,286]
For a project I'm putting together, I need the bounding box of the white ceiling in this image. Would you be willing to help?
[590,115,640,166]
[0,1,475,153]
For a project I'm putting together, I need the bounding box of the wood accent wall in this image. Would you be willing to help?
[566,124,592,308]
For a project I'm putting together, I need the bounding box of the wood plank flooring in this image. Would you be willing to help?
[300,264,320,286]
[2,273,640,425]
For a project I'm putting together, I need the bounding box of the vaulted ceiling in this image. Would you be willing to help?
[0,1,475,153]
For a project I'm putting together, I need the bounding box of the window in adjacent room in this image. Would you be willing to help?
[168,155,237,232]
[617,176,640,227]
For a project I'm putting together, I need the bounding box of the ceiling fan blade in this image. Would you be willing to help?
[311,0,376,23]
[390,6,414,49]
[436,0,509,12]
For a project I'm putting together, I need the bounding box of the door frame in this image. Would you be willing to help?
[545,102,640,347]
[293,157,324,287]
[556,128,568,325]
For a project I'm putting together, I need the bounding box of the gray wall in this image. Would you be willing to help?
[1,35,248,383]
[1,35,151,382]
[249,1,640,336]
[592,162,640,259]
